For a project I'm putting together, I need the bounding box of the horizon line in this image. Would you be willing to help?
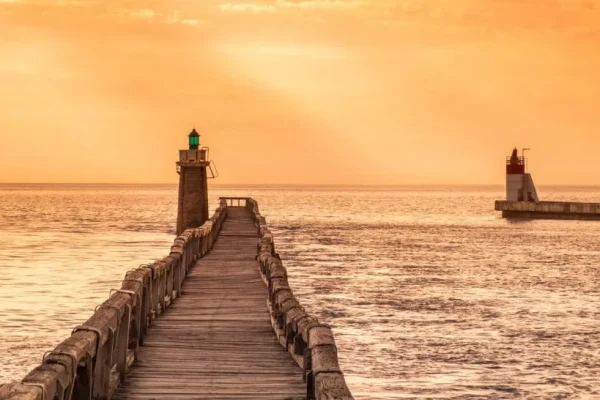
[1,182,600,187]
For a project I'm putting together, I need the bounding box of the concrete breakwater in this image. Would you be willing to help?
[495,200,600,220]
[0,198,352,400]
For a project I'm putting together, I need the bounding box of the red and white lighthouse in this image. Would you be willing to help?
[506,148,539,202]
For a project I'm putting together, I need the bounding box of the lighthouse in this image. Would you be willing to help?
[176,129,216,235]
[496,147,600,220]
[505,147,539,202]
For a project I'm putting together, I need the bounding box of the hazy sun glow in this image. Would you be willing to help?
[1,0,599,184]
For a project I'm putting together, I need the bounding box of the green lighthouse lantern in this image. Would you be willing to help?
[188,128,200,150]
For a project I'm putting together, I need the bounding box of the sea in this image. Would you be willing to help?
[1,184,599,399]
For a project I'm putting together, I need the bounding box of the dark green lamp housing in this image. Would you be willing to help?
[188,128,200,150]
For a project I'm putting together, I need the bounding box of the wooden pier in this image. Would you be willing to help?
[113,206,305,399]
[0,198,353,400]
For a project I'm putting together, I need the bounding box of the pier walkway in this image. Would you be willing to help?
[0,199,353,400]
[113,207,305,399]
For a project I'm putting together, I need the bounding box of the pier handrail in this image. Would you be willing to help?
[219,196,252,207]
[0,201,228,400]
[246,199,354,400]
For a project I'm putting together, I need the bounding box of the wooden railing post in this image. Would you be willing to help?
[114,304,131,382]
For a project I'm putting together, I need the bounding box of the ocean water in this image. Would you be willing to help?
[1,184,599,399]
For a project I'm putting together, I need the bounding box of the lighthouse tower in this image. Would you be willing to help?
[505,148,539,202]
[176,129,213,235]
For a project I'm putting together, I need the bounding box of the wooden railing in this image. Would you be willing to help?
[0,201,228,400]
[219,196,252,207]
[247,199,354,400]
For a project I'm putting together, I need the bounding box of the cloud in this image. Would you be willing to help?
[54,0,89,6]
[218,0,361,14]
[179,19,201,25]
[221,42,348,59]
[164,11,206,26]
[275,0,362,9]
[219,3,276,13]
[125,8,157,20]
[0,0,91,4]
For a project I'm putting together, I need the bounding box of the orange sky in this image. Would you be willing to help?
[0,0,599,184]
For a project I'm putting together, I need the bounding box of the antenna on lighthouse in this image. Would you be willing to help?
[522,148,531,172]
